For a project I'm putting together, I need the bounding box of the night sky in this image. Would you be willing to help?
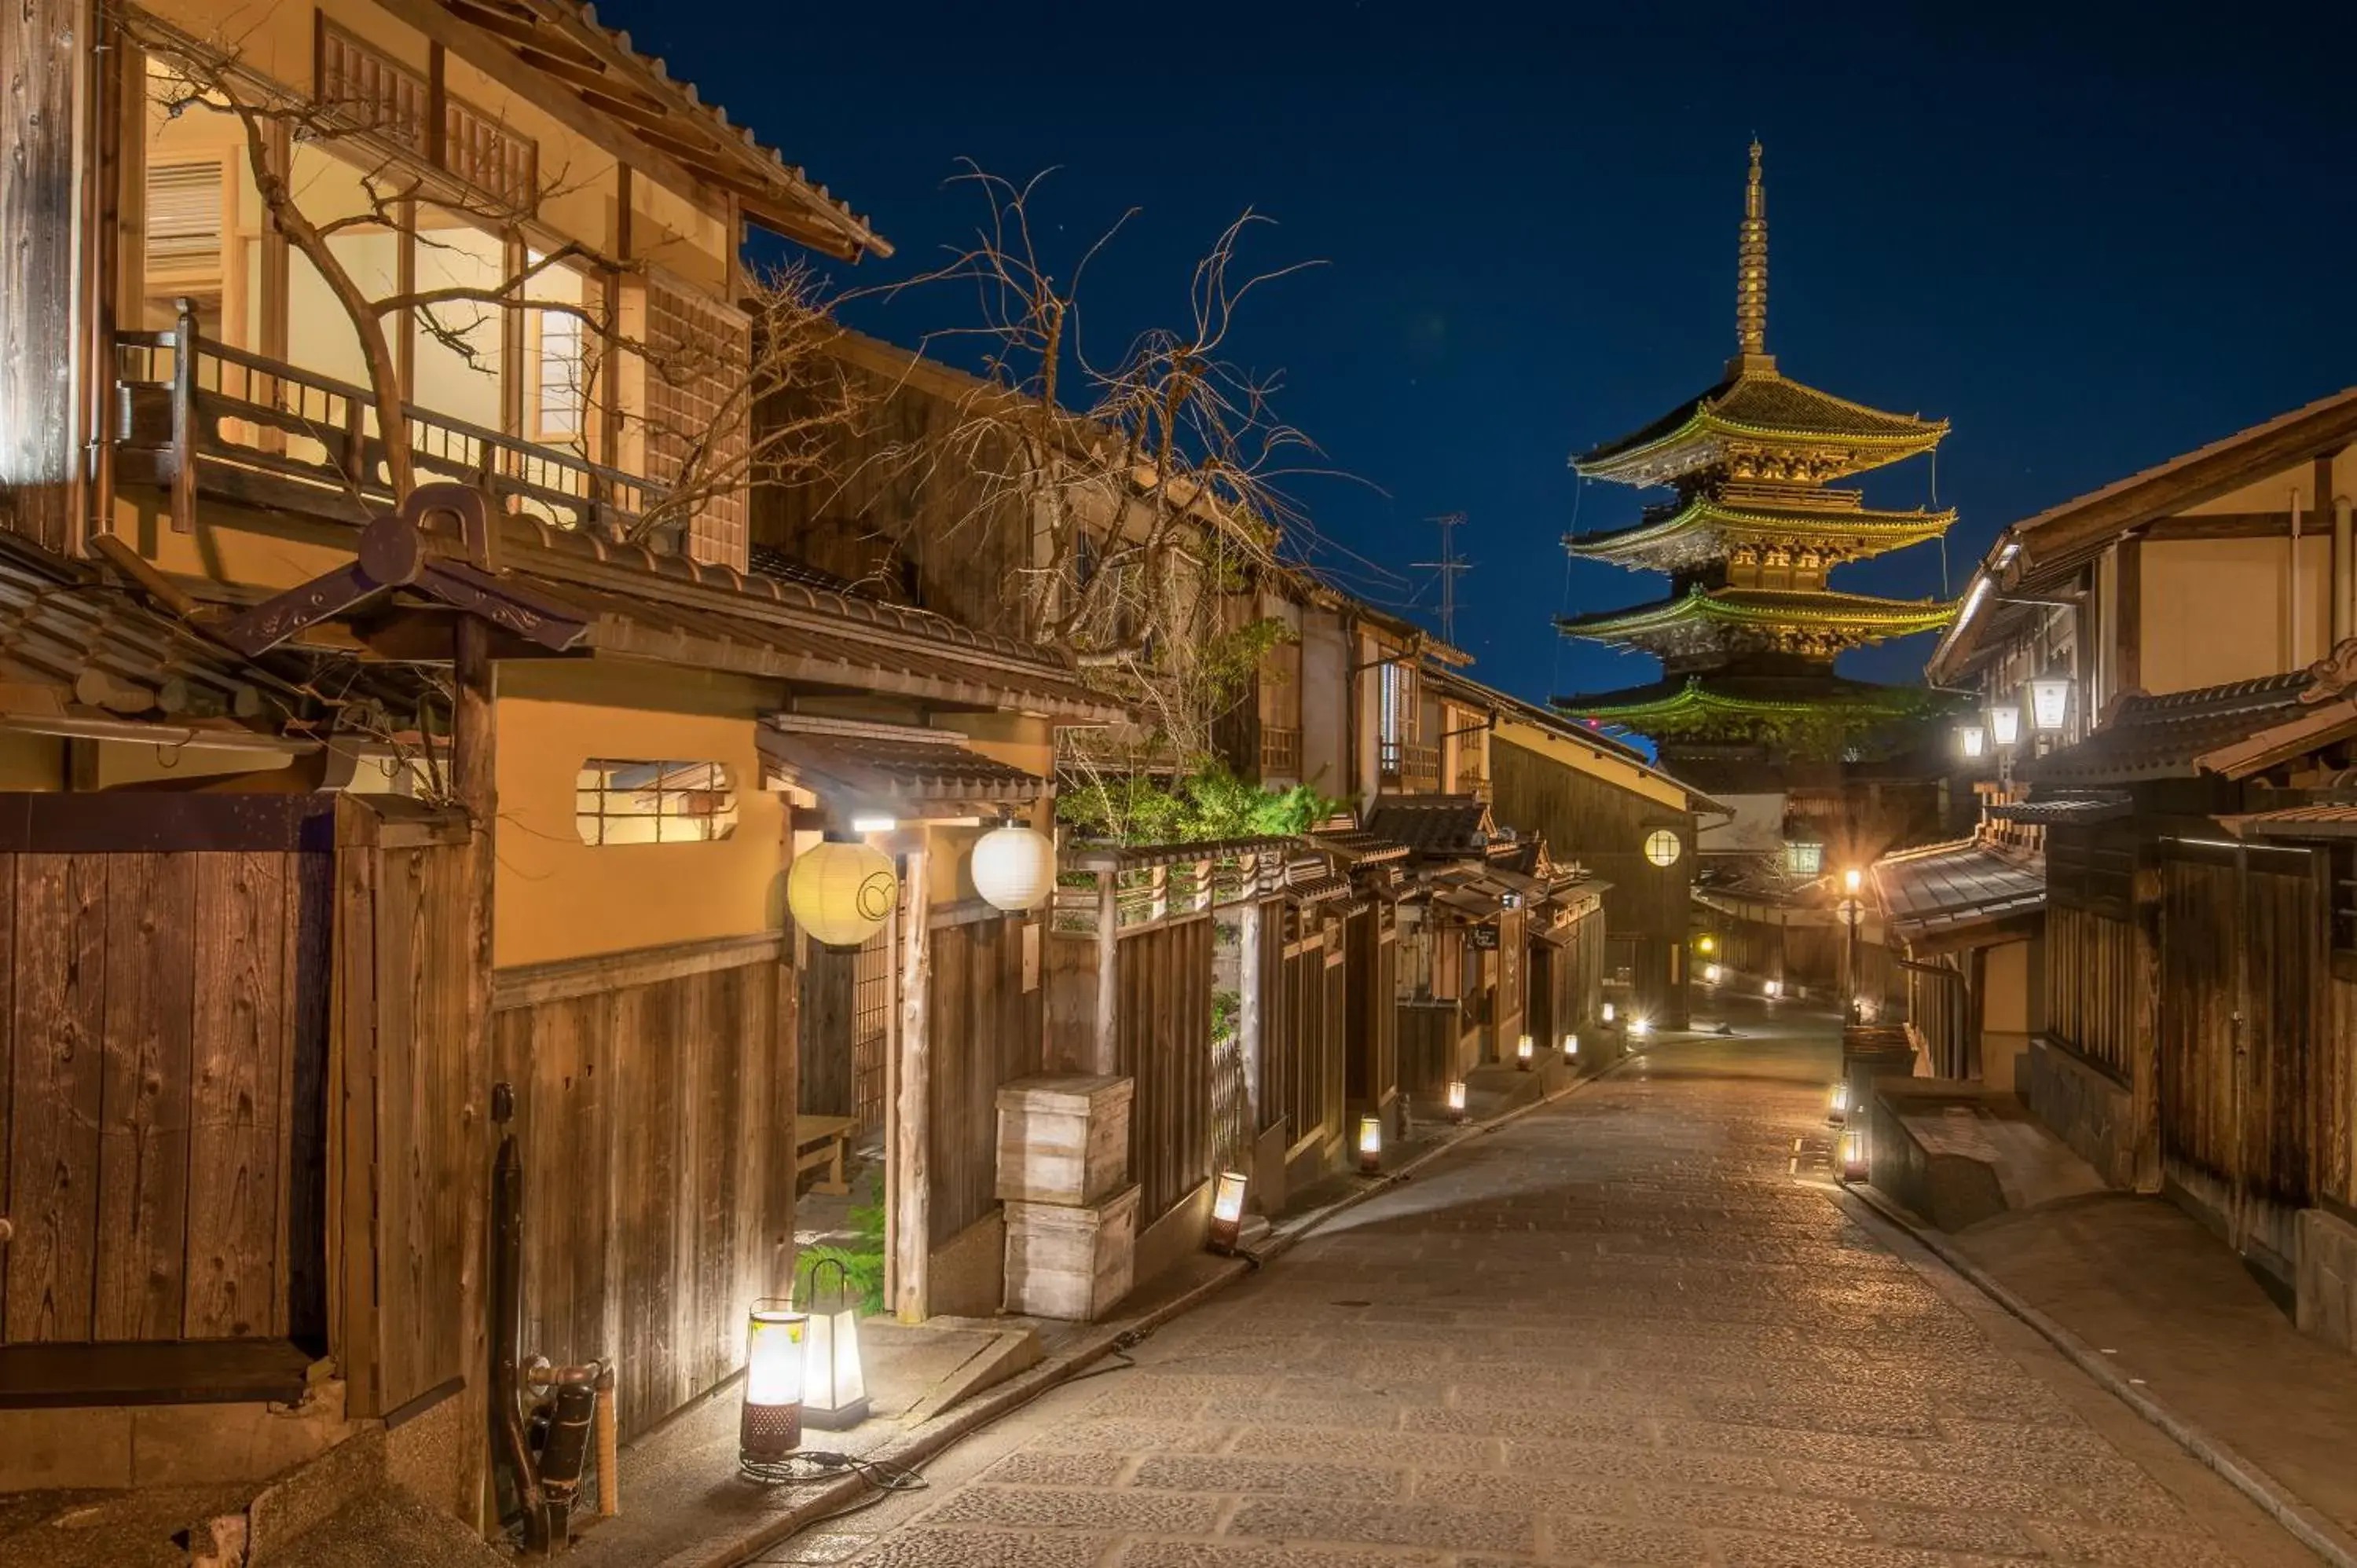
[603,0,2357,710]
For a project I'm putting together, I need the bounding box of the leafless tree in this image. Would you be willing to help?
[887,169,1323,775]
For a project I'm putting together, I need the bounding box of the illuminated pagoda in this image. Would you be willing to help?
[1556,143,1956,761]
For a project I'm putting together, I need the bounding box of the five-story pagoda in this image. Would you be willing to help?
[1556,144,1956,762]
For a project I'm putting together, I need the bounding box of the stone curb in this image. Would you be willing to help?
[647,1050,1637,1568]
[1820,1178,2357,1568]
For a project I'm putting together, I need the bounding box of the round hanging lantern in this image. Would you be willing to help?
[788,841,898,947]
[970,823,1055,912]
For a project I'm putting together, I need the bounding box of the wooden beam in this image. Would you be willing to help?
[452,613,496,1523]
[2116,537,2142,695]
[0,0,85,551]
[891,847,931,1323]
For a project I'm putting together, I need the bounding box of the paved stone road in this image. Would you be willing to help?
[755,1020,2313,1568]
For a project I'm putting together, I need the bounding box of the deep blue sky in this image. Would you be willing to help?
[606,0,2357,709]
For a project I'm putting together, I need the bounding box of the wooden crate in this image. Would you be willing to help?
[1003,1185,1139,1321]
[995,1074,1133,1207]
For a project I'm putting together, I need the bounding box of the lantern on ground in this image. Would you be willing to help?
[1357,1115,1382,1174]
[1208,1171,1249,1255]
[2029,675,2072,733]
[799,1259,869,1430]
[1516,1033,1534,1071]
[1629,1017,1652,1039]
[971,821,1056,912]
[739,1302,806,1464]
[1561,1033,1578,1062]
[1445,1080,1468,1123]
[1600,1002,1617,1025]
[1764,979,1783,999]
[1956,723,1987,761]
[1840,1127,1866,1181]
[1827,1082,1849,1125]
[1990,701,2022,749]
[1704,962,1722,984]
[788,840,898,948]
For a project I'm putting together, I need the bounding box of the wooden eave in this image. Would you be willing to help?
[1568,499,1954,568]
[1930,384,2357,681]
[2200,695,2357,781]
[373,0,888,259]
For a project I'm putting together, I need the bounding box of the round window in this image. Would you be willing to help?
[1642,829,1682,867]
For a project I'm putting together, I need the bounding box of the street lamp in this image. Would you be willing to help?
[1956,723,1987,760]
[2029,674,2073,733]
[1990,700,2022,749]
[1836,885,1868,1025]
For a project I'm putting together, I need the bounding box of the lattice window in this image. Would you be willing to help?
[574,760,737,845]
[444,95,537,212]
[643,278,751,571]
[145,161,224,273]
[851,923,893,1138]
[318,24,429,151]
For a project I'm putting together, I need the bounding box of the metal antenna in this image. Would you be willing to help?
[1413,512,1472,647]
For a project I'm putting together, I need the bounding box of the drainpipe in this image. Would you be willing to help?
[2335,493,2353,647]
[2289,487,2304,667]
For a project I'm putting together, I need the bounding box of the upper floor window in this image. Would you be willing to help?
[317,22,537,214]
[575,760,737,845]
[1378,658,1417,746]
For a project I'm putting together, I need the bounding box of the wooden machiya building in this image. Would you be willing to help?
[0,0,1146,1537]
[1897,386,2357,1353]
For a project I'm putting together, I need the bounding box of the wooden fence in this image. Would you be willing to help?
[490,932,791,1442]
[926,912,1043,1248]
[2157,837,2329,1277]
[0,795,334,1349]
[2044,903,2141,1083]
[1263,900,1346,1176]
[332,797,473,1420]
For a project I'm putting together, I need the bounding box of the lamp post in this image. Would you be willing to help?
[1836,884,1868,1025]
[2029,673,2073,734]
[1990,699,2022,750]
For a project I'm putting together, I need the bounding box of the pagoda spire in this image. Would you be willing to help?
[1732,141,1772,374]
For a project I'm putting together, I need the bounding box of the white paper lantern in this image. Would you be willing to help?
[970,823,1055,912]
[788,840,898,947]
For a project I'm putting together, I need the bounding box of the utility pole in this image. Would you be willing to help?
[1414,512,1472,647]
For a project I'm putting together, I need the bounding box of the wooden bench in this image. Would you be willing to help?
[795,1116,854,1196]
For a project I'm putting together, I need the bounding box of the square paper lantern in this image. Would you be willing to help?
[1208,1171,1249,1254]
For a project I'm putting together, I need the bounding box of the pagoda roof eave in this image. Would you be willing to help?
[1567,498,1956,568]
[1556,588,1959,643]
[1572,366,1948,485]
[1550,675,1958,728]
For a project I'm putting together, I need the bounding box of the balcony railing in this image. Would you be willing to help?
[1259,724,1301,779]
[112,302,676,548]
[1379,739,1440,793]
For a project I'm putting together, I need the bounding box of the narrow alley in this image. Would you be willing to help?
[751,1017,2319,1568]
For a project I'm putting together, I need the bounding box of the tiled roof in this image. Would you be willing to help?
[1872,839,2045,949]
[1305,828,1413,866]
[747,545,870,597]
[0,531,408,751]
[1985,794,2132,826]
[2018,671,2321,788]
[1364,793,1492,857]
[757,719,1045,814]
[2227,802,2357,840]
[1568,493,1952,572]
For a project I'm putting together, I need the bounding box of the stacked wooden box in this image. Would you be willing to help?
[996,1075,1137,1321]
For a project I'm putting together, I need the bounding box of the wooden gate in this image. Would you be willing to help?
[1342,899,1397,1122]
[1120,918,1215,1224]
[2158,837,2329,1277]
[0,795,335,1352]
[1263,902,1345,1173]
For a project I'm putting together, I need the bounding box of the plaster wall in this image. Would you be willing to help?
[2139,534,2332,693]
[1980,937,2033,1094]
[1297,610,1349,799]
[491,661,783,968]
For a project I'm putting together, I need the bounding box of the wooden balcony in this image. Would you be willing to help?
[1379,739,1440,793]
[111,304,680,548]
[1259,724,1302,779]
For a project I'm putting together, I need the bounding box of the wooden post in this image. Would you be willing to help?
[2132,857,2163,1192]
[1091,866,1120,1076]
[1238,896,1264,1138]
[170,299,199,534]
[0,0,87,551]
[451,614,496,1526]
[891,847,931,1324]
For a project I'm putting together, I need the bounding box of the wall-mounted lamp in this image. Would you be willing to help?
[1990,702,2022,749]
[2029,675,2072,733]
[849,813,897,834]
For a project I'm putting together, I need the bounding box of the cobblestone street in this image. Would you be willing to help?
[753,1016,2318,1568]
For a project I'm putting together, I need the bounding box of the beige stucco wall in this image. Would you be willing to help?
[1297,610,1348,799]
[493,661,783,968]
[1981,938,2033,1094]
[2139,534,2332,693]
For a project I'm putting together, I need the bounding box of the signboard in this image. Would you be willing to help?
[1468,924,1500,952]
